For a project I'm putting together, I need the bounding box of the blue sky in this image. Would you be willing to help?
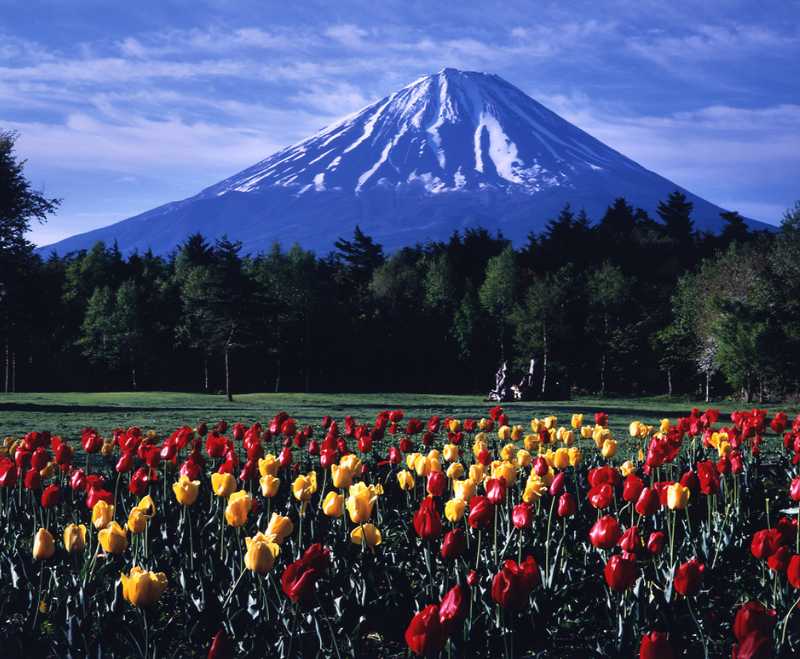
[2,0,798,246]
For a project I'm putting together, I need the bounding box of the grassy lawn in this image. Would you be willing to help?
[2,391,797,449]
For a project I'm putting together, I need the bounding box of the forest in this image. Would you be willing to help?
[2,131,800,401]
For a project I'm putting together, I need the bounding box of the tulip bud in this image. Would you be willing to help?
[33,528,55,560]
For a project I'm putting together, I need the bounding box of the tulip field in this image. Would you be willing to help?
[4,394,800,657]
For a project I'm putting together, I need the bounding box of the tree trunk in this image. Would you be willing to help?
[3,340,8,393]
[274,354,281,393]
[131,364,137,390]
[667,367,673,396]
[203,355,209,393]
[224,347,232,402]
[600,353,607,397]
[304,309,311,393]
[540,322,548,395]
[11,350,15,393]
[705,370,710,403]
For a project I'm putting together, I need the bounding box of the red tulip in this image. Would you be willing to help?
[116,452,134,474]
[301,543,331,572]
[604,554,637,591]
[549,472,565,497]
[790,477,800,502]
[441,528,466,561]
[438,584,467,630]
[41,484,61,508]
[491,556,540,609]
[533,457,548,477]
[477,449,491,466]
[595,412,608,427]
[23,468,41,490]
[588,483,613,510]
[207,629,232,659]
[128,467,150,496]
[69,468,86,491]
[466,570,478,586]
[589,515,622,550]
[85,486,113,509]
[617,526,642,554]
[404,604,446,656]
[674,558,704,595]
[426,471,447,498]
[635,488,660,516]
[467,495,494,529]
[767,545,791,573]
[512,503,533,529]
[485,477,506,505]
[81,431,102,454]
[281,559,318,606]
[279,447,292,468]
[697,460,720,495]
[751,528,784,560]
[623,474,644,503]
[647,531,666,555]
[557,492,576,518]
[54,442,73,467]
[413,497,442,541]
[787,555,800,588]
[639,631,675,659]
[0,458,17,488]
[733,601,777,643]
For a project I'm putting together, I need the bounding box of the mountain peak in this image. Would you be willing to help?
[41,70,759,257]
[202,67,631,199]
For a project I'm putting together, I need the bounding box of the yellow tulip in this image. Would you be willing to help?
[553,447,570,470]
[580,425,593,439]
[511,425,524,441]
[339,454,362,473]
[498,425,511,441]
[571,414,583,429]
[346,482,376,524]
[472,440,488,459]
[172,475,200,506]
[446,462,464,480]
[444,498,465,523]
[601,439,617,459]
[40,461,57,479]
[561,430,575,446]
[260,474,280,498]
[530,418,542,433]
[33,528,55,560]
[667,483,690,510]
[523,434,540,451]
[478,418,492,432]
[98,521,128,554]
[500,443,516,461]
[135,495,156,519]
[92,500,115,530]
[406,452,421,470]
[491,461,517,486]
[718,441,732,458]
[225,490,252,527]
[568,446,582,467]
[522,477,546,503]
[413,454,430,477]
[331,464,353,489]
[322,491,344,517]
[443,444,459,462]
[266,513,294,543]
[244,533,280,573]
[448,419,461,433]
[660,418,671,433]
[101,441,114,457]
[292,472,318,502]
[127,508,148,534]
[453,478,477,502]
[211,472,236,497]
[63,523,87,553]
[629,421,641,438]
[620,460,636,477]
[516,449,532,468]
[397,470,415,491]
[469,464,485,484]
[351,523,382,547]
[258,454,280,477]
[121,566,167,607]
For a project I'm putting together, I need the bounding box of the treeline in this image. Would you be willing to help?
[2,130,799,400]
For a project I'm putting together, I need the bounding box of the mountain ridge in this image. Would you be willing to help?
[39,68,769,255]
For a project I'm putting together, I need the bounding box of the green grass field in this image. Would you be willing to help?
[2,391,797,447]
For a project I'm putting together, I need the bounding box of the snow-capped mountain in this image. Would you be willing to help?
[40,68,764,255]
